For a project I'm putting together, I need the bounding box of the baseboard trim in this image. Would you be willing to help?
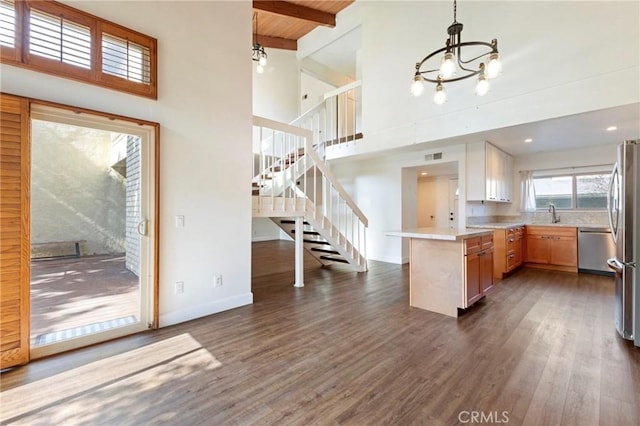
[370,255,405,264]
[524,263,577,273]
[159,292,253,327]
[252,235,281,242]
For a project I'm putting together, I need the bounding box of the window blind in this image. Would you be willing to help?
[102,33,151,85]
[0,0,15,48]
[29,8,91,69]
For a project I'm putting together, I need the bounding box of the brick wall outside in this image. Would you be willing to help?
[125,136,141,276]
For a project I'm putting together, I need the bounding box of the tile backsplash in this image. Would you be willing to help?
[468,211,609,227]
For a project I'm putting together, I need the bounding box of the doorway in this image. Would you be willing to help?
[448,178,459,230]
[416,161,459,228]
[29,104,157,358]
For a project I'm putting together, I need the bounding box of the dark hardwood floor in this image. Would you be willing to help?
[1,240,639,425]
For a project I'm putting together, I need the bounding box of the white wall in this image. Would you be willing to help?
[300,71,336,114]
[252,218,283,242]
[401,168,418,230]
[1,1,254,327]
[466,201,498,220]
[253,48,299,123]
[331,159,402,263]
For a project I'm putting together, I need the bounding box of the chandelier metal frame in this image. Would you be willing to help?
[412,0,501,102]
[252,12,267,72]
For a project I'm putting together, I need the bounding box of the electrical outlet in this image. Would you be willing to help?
[175,281,184,294]
[214,274,223,288]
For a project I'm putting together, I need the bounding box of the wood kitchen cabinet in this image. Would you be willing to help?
[465,251,482,306]
[464,235,494,307]
[466,141,514,203]
[481,245,494,293]
[400,229,495,318]
[525,226,578,272]
[493,226,524,279]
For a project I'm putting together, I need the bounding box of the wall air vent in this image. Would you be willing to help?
[425,152,443,161]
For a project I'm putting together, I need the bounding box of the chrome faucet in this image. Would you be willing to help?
[548,203,560,223]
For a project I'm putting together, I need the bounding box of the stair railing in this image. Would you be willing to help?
[290,80,362,157]
[253,115,367,267]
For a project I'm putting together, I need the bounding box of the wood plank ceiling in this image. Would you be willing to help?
[253,1,354,50]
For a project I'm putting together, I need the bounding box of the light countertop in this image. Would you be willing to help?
[467,222,526,229]
[467,223,608,230]
[386,227,493,241]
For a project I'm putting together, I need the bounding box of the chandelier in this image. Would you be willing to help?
[411,0,502,104]
[252,12,267,74]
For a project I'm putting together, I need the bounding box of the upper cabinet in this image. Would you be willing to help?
[466,142,513,203]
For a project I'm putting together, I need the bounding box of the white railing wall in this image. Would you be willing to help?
[252,115,367,267]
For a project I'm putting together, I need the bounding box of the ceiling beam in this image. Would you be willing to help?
[256,34,298,51]
[253,1,336,27]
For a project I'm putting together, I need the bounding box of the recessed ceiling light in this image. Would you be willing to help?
[420,172,428,176]
[524,138,533,143]
[606,126,617,131]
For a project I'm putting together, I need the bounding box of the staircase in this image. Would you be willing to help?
[252,84,367,273]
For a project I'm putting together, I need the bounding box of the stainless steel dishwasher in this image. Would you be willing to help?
[578,227,616,275]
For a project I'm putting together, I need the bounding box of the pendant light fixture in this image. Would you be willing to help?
[252,12,267,74]
[411,0,502,103]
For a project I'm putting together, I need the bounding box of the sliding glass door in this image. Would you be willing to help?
[29,104,157,358]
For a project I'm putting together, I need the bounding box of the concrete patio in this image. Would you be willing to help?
[30,254,139,347]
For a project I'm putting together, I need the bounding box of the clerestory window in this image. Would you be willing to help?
[0,0,157,99]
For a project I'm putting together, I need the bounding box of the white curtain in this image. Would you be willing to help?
[520,170,537,212]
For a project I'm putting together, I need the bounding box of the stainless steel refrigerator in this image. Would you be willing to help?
[607,140,638,346]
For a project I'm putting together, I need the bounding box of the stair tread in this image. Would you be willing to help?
[319,255,349,264]
[291,230,321,236]
[310,248,340,255]
[280,220,310,225]
[303,239,331,245]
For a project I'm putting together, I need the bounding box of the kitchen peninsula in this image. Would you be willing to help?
[387,227,494,317]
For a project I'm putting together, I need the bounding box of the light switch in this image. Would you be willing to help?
[175,215,185,228]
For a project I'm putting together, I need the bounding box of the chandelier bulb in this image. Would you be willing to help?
[411,74,425,97]
[475,74,490,96]
[259,54,267,67]
[486,52,502,79]
[433,83,447,105]
[256,64,264,74]
[440,52,456,79]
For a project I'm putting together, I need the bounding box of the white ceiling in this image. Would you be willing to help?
[405,102,640,157]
